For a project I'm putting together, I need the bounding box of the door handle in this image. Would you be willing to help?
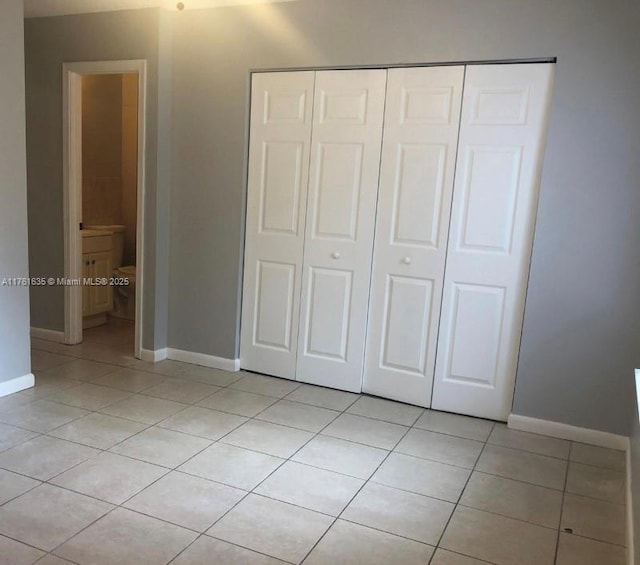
[331,251,341,260]
[402,256,412,265]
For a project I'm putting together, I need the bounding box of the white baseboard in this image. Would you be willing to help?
[507,413,629,451]
[166,348,240,372]
[0,373,35,397]
[626,443,634,565]
[140,348,168,363]
[30,327,65,343]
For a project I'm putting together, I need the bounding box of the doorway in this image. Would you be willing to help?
[63,60,146,358]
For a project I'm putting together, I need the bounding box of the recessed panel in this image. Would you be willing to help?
[313,143,364,240]
[472,88,529,125]
[401,87,453,124]
[259,142,303,235]
[459,146,522,252]
[254,261,295,351]
[446,283,505,386]
[305,268,352,360]
[263,89,307,123]
[392,143,447,247]
[381,276,433,374]
[319,89,368,124]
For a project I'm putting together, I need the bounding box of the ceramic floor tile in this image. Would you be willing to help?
[0,484,112,551]
[460,471,562,528]
[395,428,483,469]
[322,413,407,450]
[197,389,278,417]
[90,368,166,392]
[177,366,245,387]
[0,400,89,433]
[0,393,34,414]
[292,435,388,479]
[560,493,625,546]
[100,394,187,424]
[158,406,247,440]
[140,378,220,404]
[0,422,38,452]
[440,506,557,565]
[284,384,358,411]
[46,383,131,410]
[47,412,147,449]
[0,435,99,480]
[38,359,118,382]
[0,469,40,505]
[0,534,44,565]
[221,420,313,458]
[346,396,423,426]
[488,424,571,459]
[171,536,287,564]
[229,374,300,398]
[33,555,75,565]
[31,351,74,372]
[50,451,168,504]
[430,549,493,564]
[475,444,567,490]
[570,443,626,471]
[124,471,244,531]
[303,519,434,565]
[207,494,332,564]
[565,461,625,504]
[413,411,494,442]
[342,482,453,545]
[178,443,284,490]
[555,532,626,565]
[372,452,470,502]
[110,426,211,468]
[255,400,339,432]
[18,377,80,401]
[54,507,197,565]
[255,460,363,516]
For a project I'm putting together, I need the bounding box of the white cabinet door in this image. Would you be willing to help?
[296,69,387,392]
[363,66,464,407]
[431,64,554,420]
[90,251,113,314]
[240,71,315,379]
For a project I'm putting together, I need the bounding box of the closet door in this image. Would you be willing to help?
[296,69,387,392]
[432,63,554,420]
[240,71,315,379]
[363,66,464,407]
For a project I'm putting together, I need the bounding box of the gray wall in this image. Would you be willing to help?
[631,376,640,563]
[0,0,31,384]
[24,8,165,350]
[168,0,640,435]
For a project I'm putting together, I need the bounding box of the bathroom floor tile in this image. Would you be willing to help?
[0,400,89,433]
[0,468,40,505]
[100,394,187,424]
[47,412,147,449]
[395,428,483,469]
[346,396,423,426]
[0,534,45,565]
[31,351,74,372]
[414,411,494,442]
[38,359,118,382]
[171,536,287,565]
[430,549,494,564]
[565,461,625,503]
[570,443,626,471]
[90,368,165,392]
[207,494,332,564]
[197,388,277,417]
[0,422,38,452]
[560,493,625,545]
[322,413,408,450]
[555,532,626,565]
[177,365,245,387]
[488,424,570,459]
[220,420,313,458]
[46,383,131,411]
[229,374,300,398]
[158,406,247,440]
[284,384,358,411]
[140,378,220,404]
[255,399,339,432]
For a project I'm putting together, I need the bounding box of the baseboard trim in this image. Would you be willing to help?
[166,348,240,372]
[30,327,65,343]
[0,373,35,398]
[626,441,634,565]
[507,413,629,451]
[140,348,168,363]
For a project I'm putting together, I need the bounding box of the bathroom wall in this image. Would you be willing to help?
[121,74,138,267]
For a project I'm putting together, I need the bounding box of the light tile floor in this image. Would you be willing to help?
[0,320,628,564]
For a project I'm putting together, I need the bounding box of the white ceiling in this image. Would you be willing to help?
[24,0,298,18]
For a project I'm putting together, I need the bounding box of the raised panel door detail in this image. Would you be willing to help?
[319,89,368,124]
[254,261,296,351]
[304,267,352,361]
[458,146,522,253]
[264,89,307,123]
[259,141,303,235]
[312,142,364,241]
[446,283,505,387]
[381,275,433,374]
[392,143,447,248]
[402,87,453,124]
[471,87,530,125]
[90,252,112,314]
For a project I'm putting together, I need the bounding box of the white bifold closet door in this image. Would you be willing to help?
[363,66,464,407]
[431,63,554,419]
[296,69,387,392]
[240,71,315,379]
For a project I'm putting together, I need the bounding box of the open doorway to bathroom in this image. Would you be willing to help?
[63,60,146,359]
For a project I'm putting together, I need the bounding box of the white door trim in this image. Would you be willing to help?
[62,60,147,358]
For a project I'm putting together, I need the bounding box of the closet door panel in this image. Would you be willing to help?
[240,71,315,379]
[432,63,554,420]
[297,69,387,392]
[363,66,464,406]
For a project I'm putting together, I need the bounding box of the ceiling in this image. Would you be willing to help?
[24,0,298,18]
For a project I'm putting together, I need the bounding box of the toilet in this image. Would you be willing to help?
[84,224,136,320]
